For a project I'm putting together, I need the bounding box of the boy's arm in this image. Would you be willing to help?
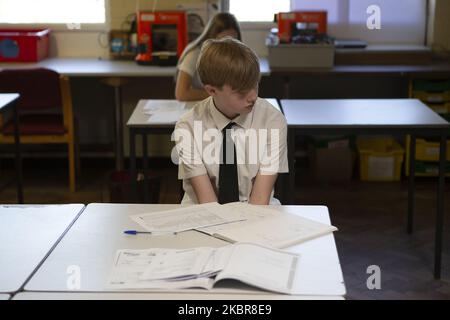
[249,172,278,205]
[190,174,218,203]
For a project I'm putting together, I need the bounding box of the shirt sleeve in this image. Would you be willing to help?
[177,49,198,77]
[259,111,289,175]
[174,120,208,180]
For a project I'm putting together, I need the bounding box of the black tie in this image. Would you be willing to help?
[218,122,239,204]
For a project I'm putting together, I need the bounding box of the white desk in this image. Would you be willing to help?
[0,204,85,293]
[13,292,343,300]
[25,203,346,298]
[127,98,282,128]
[0,294,10,300]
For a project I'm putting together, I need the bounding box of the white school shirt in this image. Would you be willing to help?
[174,96,289,205]
[177,47,203,89]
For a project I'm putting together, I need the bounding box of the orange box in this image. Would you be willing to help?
[277,11,327,43]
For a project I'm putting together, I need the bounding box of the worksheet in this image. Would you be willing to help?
[197,203,337,248]
[212,213,338,248]
[130,202,244,233]
[197,202,281,235]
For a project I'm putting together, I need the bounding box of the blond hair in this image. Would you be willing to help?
[197,37,260,92]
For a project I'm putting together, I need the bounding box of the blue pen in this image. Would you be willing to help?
[124,230,177,235]
[124,230,152,235]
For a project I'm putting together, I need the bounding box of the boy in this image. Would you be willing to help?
[173,37,288,205]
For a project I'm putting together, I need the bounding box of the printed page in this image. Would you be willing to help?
[140,247,213,281]
[105,249,214,290]
[201,245,235,276]
[214,243,299,294]
[130,202,244,233]
[214,212,338,248]
[197,202,280,235]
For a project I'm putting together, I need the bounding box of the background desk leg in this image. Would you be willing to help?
[434,131,447,279]
[101,77,127,171]
[287,129,296,205]
[142,133,149,203]
[129,128,137,203]
[114,85,124,171]
[12,101,23,204]
[407,135,416,234]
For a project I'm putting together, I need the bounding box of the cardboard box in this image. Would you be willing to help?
[268,43,334,68]
[309,136,355,182]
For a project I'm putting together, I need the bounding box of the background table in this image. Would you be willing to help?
[127,99,283,203]
[0,94,22,203]
[0,294,10,300]
[281,99,450,278]
[0,204,85,293]
[24,203,346,298]
[0,59,271,170]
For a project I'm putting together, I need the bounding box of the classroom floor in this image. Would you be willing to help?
[1,157,449,300]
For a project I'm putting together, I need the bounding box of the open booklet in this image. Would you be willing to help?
[197,203,338,248]
[106,243,299,294]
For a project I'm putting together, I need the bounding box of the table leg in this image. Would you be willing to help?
[407,135,416,234]
[434,131,447,279]
[101,77,127,171]
[114,85,124,171]
[129,128,137,203]
[12,101,23,204]
[142,133,149,203]
[287,129,296,205]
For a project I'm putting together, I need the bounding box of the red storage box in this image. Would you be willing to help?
[0,29,51,62]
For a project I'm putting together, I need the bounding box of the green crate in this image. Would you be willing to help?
[413,79,450,92]
[415,161,450,175]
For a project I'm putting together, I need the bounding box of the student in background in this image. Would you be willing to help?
[174,38,288,205]
[175,13,242,101]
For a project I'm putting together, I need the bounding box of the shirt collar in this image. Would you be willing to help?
[208,96,253,131]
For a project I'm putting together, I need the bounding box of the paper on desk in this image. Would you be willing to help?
[146,109,188,123]
[143,100,186,115]
[197,202,281,235]
[140,247,211,281]
[214,242,299,294]
[130,202,244,233]
[212,212,338,249]
[139,245,234,282]
[105,249,214,290]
